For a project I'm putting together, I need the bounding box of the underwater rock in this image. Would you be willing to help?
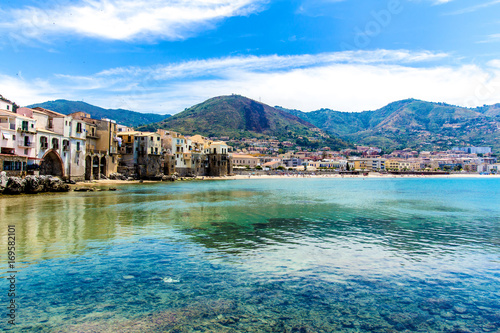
[453,305,467,314]
[74,187,91,192]
[163,277,180,283]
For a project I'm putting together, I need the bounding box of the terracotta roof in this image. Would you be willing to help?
[32,107,66,118]
[0,109,34,120]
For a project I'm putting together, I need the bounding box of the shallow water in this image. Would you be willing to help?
[1,178,499,332]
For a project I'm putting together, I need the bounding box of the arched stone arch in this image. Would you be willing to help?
[100,156,107,177]
[85,155,92,180]
[40,149,64,177]
[92,156,100,179]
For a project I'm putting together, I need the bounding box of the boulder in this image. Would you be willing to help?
[46,176,70,192]
[3,177,26,195]
[109,172,127,180]
[162,175,176,182]
[0,171,7,189]
[24,175,45,194]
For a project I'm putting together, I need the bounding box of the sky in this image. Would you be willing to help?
[0,0,500,115]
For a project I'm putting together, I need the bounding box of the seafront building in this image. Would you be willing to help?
[0,99,38,176]
[1,93,498,178]
[116,130,233,178]
[117,131,163,178]
[69,112,119,180]
[20,107,87,180]
[1,96,121,180]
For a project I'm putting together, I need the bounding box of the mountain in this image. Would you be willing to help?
[280,99,500,153]
[138,95,349,149]
[27,100,170,127]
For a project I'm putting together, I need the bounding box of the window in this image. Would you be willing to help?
[24,136,30,147]
[24,149,28,155]
[6,105,10,110]
[76,122,82,133]
[22,121,28,131]
[40,136,48,150]
[151,147,154,154]
[12,135,16,141]
[52,138,59,150]
[157,137,160,141]
[76,142,81,151]
[3,161,24,171]
[63,140,69,151]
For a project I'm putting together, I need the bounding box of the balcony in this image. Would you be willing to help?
[0,123,16,130]
[18,126,36,134]
[18,141,32,148]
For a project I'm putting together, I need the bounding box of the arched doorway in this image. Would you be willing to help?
[85,155,92,180]
[92,156,100,179]
[100,156,107,177]
[40,150,64,177]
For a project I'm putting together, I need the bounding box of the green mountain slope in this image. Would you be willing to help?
[27,100,169,127]
[281,99,500,152]
[139,95,349,149]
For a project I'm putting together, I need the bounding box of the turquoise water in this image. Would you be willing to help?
[1,178,499,332]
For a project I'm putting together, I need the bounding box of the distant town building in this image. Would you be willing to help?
[452,147,492,155]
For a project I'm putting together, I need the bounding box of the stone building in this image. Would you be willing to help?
[204,141,232,176]
[117,131,162,178]
[69,112,119,180]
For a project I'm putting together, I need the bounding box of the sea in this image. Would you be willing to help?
[0,177,499,332]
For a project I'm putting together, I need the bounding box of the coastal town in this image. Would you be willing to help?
[0,94,498,186]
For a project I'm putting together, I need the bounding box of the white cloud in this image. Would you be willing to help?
[0,74,61,106]
[446,0,500,15]
[0,0,267,42]
[1,49,500,114]
[478,33,500,44]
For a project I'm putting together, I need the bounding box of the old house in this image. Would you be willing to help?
[0,105,38,176]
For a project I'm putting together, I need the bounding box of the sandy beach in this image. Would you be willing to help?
[73,172,500,187]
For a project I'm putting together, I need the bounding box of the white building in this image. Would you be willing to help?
[28,107,87,180]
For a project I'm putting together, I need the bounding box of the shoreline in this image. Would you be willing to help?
[73,172,500,187]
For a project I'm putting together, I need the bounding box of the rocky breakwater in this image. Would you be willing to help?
[0,172,70,195]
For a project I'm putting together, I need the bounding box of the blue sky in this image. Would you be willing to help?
[1,0,500,114]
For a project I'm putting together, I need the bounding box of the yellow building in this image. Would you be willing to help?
[231,153,260,168]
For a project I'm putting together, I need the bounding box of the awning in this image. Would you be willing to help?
[2,132,11,140]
